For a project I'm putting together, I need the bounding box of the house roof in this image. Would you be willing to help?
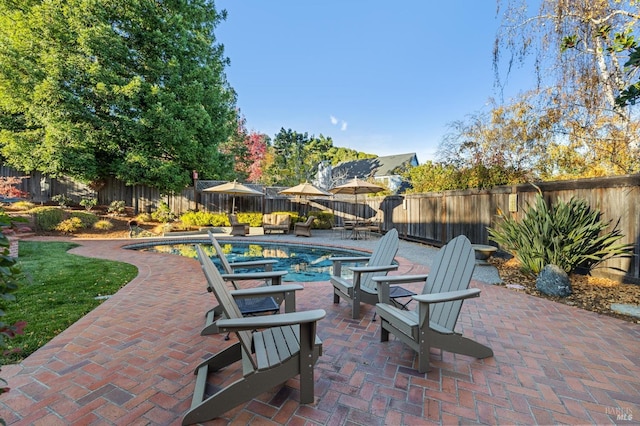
[332,153,418,180]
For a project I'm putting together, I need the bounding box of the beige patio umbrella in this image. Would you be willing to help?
[329,178,385,220]
[203,180,263,213]
[279,182,332,215]
[278,182,332,197]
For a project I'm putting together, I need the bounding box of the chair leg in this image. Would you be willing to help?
[418,331,431,373]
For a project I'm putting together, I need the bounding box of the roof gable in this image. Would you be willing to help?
[332,153,418,180]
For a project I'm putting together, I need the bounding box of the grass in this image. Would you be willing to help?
[1,241,138,364]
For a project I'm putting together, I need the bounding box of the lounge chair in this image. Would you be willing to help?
[294,215,316,237]
[375,235,493,373]
[183,245,325,425]
[262,213,291,234]
[330,229,421,319]
[229,214,249,236]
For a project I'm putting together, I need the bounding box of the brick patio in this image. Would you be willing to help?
[1,232,639,425]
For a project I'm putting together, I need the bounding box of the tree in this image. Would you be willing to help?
[324,147,376,165]
[494,0,640,176]
[403,161,462,193]
[436,95,556,187]
[244,131,269,183]
[0,0,237,193]
[262,129,334,186]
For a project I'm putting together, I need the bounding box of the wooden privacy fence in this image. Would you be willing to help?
[2,166,640,282]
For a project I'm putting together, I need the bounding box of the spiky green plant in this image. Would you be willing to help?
[488,193,633,276]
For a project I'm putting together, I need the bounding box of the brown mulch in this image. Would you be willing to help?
[489,257,640,324]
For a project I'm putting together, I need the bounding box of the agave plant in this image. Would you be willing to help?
[488,193,633,276]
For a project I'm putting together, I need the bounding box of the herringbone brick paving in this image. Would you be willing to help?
[1,232,638,425]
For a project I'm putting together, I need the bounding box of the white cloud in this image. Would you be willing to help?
[330,115,348,131]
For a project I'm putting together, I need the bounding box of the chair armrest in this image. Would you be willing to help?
[375,275,425,304]
[230,284,303,297]
[330,256,371,263]
[229,259,278,271]
[349,264,398,273]
[221,270,287,281]
[372,274,429,285]
[413,288,481,304]
[217,309,326,331]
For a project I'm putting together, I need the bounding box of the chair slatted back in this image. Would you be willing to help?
[208,231,234,274]
[420,235,475,331]
[195,244,257,369]
[361,228,399,292]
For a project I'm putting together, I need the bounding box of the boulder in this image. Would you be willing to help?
[536,264,572,297]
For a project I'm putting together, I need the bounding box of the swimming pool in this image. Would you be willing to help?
[125,239,369,282]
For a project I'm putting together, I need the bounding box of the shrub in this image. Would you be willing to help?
[0,210,25,407]
[108,200,126,216]
[179,211,227,227]
[308,210,333,229]
[135,213,152,223]
[10,201,34,211]
[79,198,97,211]
[55,217,84,234]
[93,220,114,231]
[51,194,72,208]
[488,192,633,276]
[0,176,28,199]
[70,211,99,227]
[150,201,176,223]
[235,212,262,227]
[31,207,65,231]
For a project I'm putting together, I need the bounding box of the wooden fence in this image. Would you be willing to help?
[2,166,639,283]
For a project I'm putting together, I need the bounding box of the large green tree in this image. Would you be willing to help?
[0,0,237,193]
[263,129,334,186]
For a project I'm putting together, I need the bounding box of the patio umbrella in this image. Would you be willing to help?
[278,182,332,197]
[203,180,263,213]
[329,178,385,220]
[279,182,332,215]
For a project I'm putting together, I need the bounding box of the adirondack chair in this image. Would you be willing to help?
[204,232,298,336]
[183,245,326,425]
[294,215,316,237]
[330,228,423,319]
[374,235,493,373]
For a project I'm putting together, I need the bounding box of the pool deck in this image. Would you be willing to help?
[1,230,639,425]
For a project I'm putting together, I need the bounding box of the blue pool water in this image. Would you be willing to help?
[126,239,366,282]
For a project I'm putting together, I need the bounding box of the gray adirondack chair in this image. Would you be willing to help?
[374,235,493,373]
[331,228,421,319]
[203,232,300,336]
[183,245,325,425]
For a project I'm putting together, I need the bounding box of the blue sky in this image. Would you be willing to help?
[215,1,537,164]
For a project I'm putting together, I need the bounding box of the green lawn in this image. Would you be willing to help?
[1,241,138,364]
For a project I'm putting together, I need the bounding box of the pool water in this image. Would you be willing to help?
[130,240,366,282]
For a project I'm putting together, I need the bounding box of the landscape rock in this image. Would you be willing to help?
[536,264,572,297]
